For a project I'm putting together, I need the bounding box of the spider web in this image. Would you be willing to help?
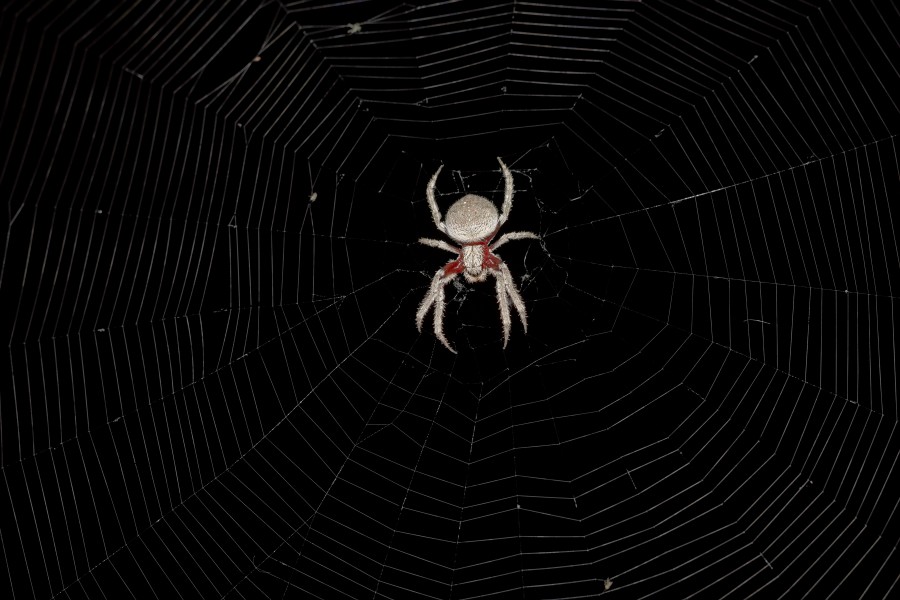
[2,1,899,598]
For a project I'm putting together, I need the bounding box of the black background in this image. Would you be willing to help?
[2,1,899,598]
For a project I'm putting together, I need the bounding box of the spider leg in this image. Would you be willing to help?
[496,157,514,227]
[490,231,539,252]
[416,266,458,353]
[493,270,512,348]
[416,268,444,332]
[432,279,456,353]
[499,261,529,333]
[426,165,447,234]
[418,237,458,254]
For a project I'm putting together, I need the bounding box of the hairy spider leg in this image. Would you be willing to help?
[496,157,514,226]
[432,280,454,352]
[499,261,528,333]
[493,271,513,347]
[417,265,460,353]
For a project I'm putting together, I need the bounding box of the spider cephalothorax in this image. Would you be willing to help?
[416,157,539,353]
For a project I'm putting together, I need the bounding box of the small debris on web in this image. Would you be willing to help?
[347,23,362,35]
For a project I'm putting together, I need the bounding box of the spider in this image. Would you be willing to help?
[416,157,539,353]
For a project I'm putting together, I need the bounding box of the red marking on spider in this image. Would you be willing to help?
[443,242,502,276]
[443,258,464,277]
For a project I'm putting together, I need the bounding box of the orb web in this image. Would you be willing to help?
[2,1,899,598]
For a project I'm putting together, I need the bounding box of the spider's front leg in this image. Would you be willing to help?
[493,271,513,348]
[498,261,529,333]
[417,264,461,353]
[488,260,529,348]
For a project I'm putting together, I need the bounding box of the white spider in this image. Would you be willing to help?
[416,157,539,353]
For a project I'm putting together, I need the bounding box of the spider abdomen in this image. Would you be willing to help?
[444,194,499,243]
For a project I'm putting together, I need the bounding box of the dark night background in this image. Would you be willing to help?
[2,1,899,598]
